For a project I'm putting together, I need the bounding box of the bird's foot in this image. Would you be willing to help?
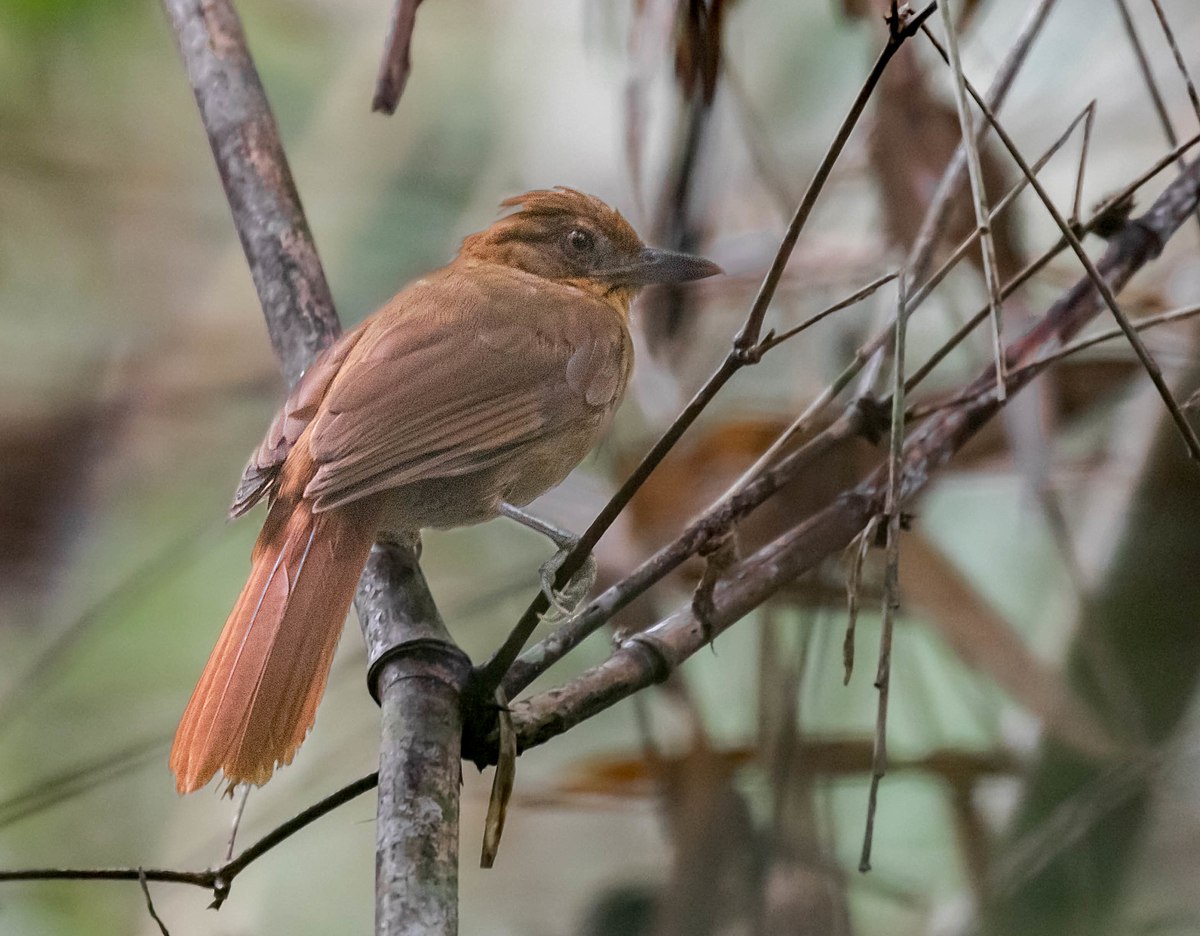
[499,502,596,620]
[538,546,597,620]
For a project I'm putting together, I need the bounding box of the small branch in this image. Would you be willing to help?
[922,24,1200,461]
[463,152,1200,769]
[224,785,251,862]
[940,1,1008,397]
[1146,0,1200,129]
[498,408,868,701]
[1111,0,1200,232]
[860,271,909,873]
[469,3,936,702]
[139,869,172,936]
[372,0,423,114]
[908,301,1200,421]
[755,270,899,354]
[1071,102,1097,224]
[904,131,1200,394]
[0,772,379,904]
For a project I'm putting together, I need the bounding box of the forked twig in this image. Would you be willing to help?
[0,773,379,907]
[1146,0,1200,129]
[922,24,1200,461]
[471,2,938,701]
[937,0,1008,398]
[139,868,172,936]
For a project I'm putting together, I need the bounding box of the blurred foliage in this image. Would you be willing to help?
[2,0,1200,935]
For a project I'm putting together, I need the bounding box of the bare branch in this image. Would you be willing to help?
[160,0,340,386]
[161,1,456,929]
[138,869,172,936]
[0,772,378,905]
[861,271,909,873]
[373,0,423,114]
[469,2,937,702]
[904,131,1200,394]
[1146,0,1200,129]
[937,0,1007,398]
[922,24,1200,461]
[463,153,1200,768]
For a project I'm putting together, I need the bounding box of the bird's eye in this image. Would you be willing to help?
[566,228,595,252]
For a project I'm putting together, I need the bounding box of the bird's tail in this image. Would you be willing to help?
[170,479,379,794]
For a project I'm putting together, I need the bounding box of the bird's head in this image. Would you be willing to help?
[459,187,721,304]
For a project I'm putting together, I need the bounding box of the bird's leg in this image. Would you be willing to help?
[499,502,597,617]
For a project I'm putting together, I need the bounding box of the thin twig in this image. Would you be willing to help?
[1071,102,1097,225]
[937,0,1008,398]
[860,272,909,873]
[1146,0,1200,128]
[0,773,379,905]
[470,2,937,701]
[1111,0,1200,231]
[922,24,1200,461]
[908,301,1200,420]
[464,151,1200,770]
[904,131,1200,394]
[843,515,881,686]
[729,100,1100,494]
[225,785,251,862]
[757,271,899,354]
[1112,0,1181,149]
[372,0,422,114]
[138,868,172,936]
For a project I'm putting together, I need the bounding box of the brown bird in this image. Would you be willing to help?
[170,188,720,793]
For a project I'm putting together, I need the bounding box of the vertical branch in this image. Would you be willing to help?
[937,0,1008,398]
[357,544,470,936]
[1111,0,1200,232]
[1146,0,1200,127]
[161,0,340,387]
[161,1,460,932]
[860,273,908,873]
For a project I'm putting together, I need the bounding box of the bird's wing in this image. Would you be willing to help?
[230,324,370,517]
[304,269,628,511]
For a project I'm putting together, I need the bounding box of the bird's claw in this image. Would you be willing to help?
[538,547,597,621]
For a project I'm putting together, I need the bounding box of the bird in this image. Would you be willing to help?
[169,187,721,793]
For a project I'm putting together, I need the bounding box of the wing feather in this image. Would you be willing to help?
[276,267,628,513]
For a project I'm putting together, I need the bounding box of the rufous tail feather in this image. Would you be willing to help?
[170,473,379,794]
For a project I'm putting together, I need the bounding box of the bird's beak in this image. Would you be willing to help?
[604,247,723,286]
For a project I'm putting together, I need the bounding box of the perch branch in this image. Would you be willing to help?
[471,0,937,702]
